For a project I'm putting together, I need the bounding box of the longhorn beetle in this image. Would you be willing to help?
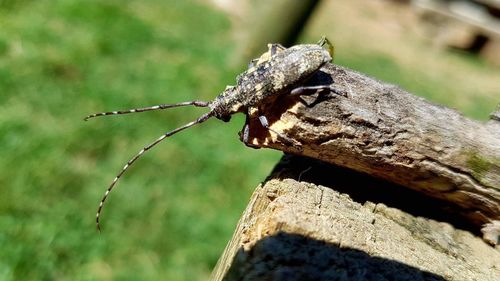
[85,37,345,231]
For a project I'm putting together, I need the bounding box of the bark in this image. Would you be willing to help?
[242,63,500,242]
[211,156,500,281]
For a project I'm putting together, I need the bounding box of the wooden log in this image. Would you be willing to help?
[242,63,500,243]
[211,156,500,281]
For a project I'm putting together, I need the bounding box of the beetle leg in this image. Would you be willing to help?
[248,107,302,149]
[247,58,259,69]
[258,115,302,149]
[239,114,260,149]
[268,43,286,55]
[249,44,287,68]
[241,115,252,146]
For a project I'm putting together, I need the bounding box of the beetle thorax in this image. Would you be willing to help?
[210,86,244,121]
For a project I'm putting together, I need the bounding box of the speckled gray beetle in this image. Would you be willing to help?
[85,37,345,231]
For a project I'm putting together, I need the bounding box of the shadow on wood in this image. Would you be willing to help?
[272,155,480,236]
[224,231,446,281]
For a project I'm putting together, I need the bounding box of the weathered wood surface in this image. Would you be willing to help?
[211,156,500,281]
[242,63,500,242]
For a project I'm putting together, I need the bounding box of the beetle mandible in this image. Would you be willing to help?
[85,37,345,231]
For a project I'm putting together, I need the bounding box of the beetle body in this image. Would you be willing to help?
[210,44,332,121]
[85,38,342,231]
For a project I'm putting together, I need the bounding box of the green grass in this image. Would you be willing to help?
[0,1,280,280]
[1,1,497,280]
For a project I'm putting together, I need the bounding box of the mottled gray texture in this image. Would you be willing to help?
[210,44,331,120]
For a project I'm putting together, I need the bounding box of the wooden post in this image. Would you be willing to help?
[211,155,500,281]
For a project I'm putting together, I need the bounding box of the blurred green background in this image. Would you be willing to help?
[0,0,498,280]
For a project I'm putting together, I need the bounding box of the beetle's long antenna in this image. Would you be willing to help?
[84,101,210,121]
[95,111,214,232]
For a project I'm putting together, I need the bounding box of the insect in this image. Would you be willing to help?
[85,37,345,231]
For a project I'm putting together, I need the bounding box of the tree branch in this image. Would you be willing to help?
[242,63,500,243]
